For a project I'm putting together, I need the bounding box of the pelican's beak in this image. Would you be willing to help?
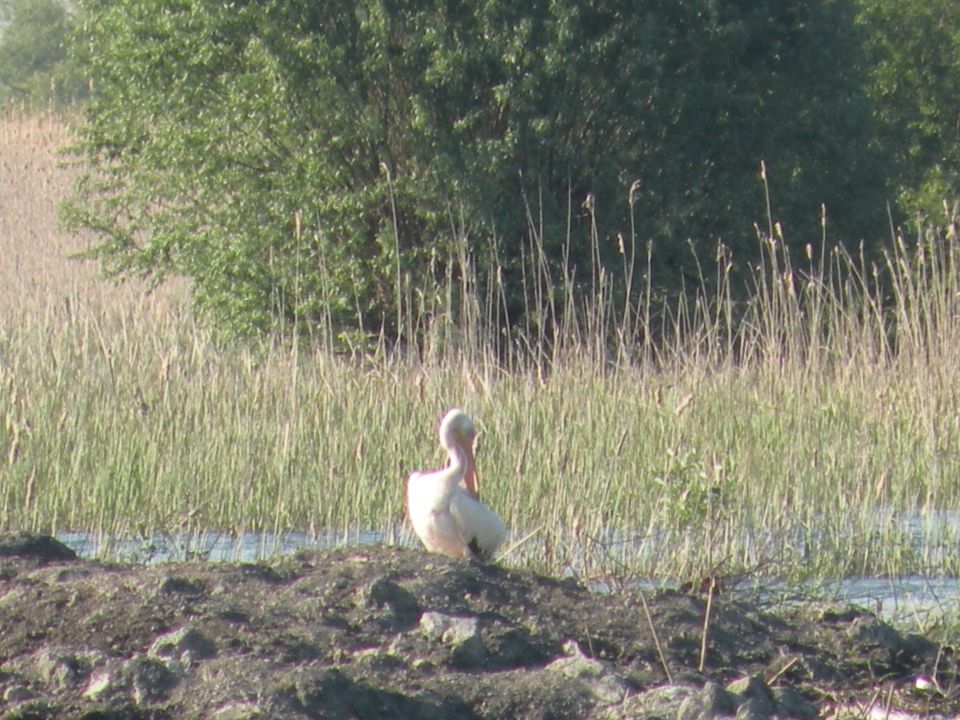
[463,430,479,501]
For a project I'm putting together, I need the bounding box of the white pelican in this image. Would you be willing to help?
[407,408,507,561]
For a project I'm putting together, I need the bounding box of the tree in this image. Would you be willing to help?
[0,0,85,107]
[857,0,960,223]
[64,0,891,341]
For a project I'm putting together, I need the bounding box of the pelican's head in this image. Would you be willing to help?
[438,408,480,500]
[438,408,476,451]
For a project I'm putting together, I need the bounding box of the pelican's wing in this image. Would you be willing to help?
[449,490,507,561]
[431,508,472,558]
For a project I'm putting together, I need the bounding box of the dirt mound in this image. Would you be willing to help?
[0,535,956,719]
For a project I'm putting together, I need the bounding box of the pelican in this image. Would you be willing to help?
[407,408,507,561]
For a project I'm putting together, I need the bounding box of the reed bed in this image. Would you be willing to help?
[2,111,960,584]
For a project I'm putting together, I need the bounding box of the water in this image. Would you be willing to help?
[54,507,960,624]
[731,575,960,625]
[57,527,394,564]
[822,575,960,621]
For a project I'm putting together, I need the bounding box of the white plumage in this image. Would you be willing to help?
[406,408,507,561]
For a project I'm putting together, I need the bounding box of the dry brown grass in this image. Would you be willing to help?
[0,110,186,323]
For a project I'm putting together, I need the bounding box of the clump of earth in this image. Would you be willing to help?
[0,533,956,719]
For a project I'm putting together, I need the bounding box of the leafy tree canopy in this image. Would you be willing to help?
[65,0,891,340]
[857,0,960,221]
[0,0,85,106]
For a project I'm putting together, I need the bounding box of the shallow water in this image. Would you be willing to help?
[733,574,960,625]
[55,511,960,625]
[827,575,960,620]
[57,528,389,564]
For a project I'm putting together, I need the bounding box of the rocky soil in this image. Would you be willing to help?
[0,533,957,719]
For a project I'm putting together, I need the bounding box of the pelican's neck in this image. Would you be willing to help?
[444,438,478,501]
[444,438,465,475]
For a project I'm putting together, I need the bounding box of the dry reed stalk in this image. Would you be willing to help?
[638,589,674,684]
[698,576,716,673]
[0,111,186,323]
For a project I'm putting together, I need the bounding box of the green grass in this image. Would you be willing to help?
[3,112,960,583]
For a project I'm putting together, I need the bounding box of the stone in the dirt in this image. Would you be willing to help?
[127,655,179,705]
[545,641,631,708]
[359,576,421,628]
[702,680,740,715]
[82,668,113,701]
[726,675,777,716]
[17,647,105,693]
[2,684,33,703]
[148,626,217,668]
[352,645,406,671]
[419,610,478,643]
[771,686,817,720]
[623,683,698,718]
[211,701,264,719]
[35,649,87,691]
[677,680,743,719]
[419,611,487,668]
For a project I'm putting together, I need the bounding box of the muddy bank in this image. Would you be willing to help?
[0,533,956,719]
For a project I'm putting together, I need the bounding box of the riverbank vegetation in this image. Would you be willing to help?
[2,1,960,586]
[51,0,960,343]
[2,112,960,585]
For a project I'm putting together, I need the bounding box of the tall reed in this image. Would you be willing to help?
[3,112,960,583]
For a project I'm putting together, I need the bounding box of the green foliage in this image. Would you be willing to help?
[0,0,85,107]
[857,0,960,222]
[65,0,891,339]
[651,445,732,531]
[8,217,960,580]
